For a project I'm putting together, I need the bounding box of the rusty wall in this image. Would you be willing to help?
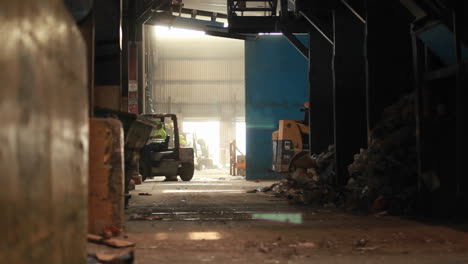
[95,85,122,111]
[88,118,124,235]
[0,0,89,263]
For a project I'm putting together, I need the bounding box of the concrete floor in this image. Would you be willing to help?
[124,169,468,264]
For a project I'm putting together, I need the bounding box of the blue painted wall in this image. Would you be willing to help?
[245,35,308,180]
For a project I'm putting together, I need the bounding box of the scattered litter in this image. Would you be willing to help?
[102,238,135,248]
[319,240,336,248]
[244,241,257,248]
[102,225,123,238]
[88,234,104,244]
[132,175,142,185]
[87,234,135,248]
[371,195,387,212]
[297,242,316,248]
[130,214,162,221]
[375,211,389,217]
[138,192,152,196]
[259,243,272,253]
[128,179,136,191]
[356,246,379,252]
[260,186,272,192]
[86,256,101,264]
[96,251,134,263]
[261,146,337,207]
[354,238,369,248]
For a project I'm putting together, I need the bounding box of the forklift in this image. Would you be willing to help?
[272,104,313,173]
[139,114,195,181]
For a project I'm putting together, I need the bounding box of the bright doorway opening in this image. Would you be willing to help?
[183,121,221,167]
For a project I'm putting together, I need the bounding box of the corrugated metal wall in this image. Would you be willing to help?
[151,27,245,120]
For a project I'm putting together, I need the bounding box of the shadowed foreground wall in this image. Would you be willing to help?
[0,1,89,263]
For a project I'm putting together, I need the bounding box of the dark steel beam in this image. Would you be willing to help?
[94,0,121,86]
[78,10,95,116]
[137,0,171,24]
[333,3,367,186]
[365,0,414,135]
[410,27,425,210]
[170,8,228,19]
[299,11,334,45]
[340,0,366,23]
[453,8,464,198]
[282,31,309,60]
[122,0,129,98]
[205,30,257,40]
[308,28,335,155]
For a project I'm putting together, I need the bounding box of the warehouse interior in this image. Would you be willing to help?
[1,0,468,263]
[148,25,245,168]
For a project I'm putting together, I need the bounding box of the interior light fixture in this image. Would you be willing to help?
[258,32,283,36]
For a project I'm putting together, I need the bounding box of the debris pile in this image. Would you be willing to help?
[262,93,422,215]
[262,146,337,206]
[87,234,135,264]
[263,94,420,215]
[346,93,419,215]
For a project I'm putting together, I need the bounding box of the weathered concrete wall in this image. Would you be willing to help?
[0,0,88,263]
[88,118,124,235]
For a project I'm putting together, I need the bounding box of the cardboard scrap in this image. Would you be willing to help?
[87,234,135,248]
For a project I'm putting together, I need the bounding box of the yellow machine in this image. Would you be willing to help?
[272,119,311,173]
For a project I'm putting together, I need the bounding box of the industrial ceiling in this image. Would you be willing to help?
[182,0,227,14]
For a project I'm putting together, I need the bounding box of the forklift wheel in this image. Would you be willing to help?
[179,163,194,181]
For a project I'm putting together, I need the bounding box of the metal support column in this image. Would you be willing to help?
[121,0,130,111]
[411,28,426,210]
[365,0,414,137]
[78,10,95,116]
[308,26,334,154]
[452,8,465,200]
[332,3,367,186]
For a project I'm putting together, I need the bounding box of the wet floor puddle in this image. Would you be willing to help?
[129,211,304,224]
[154,231,223,241]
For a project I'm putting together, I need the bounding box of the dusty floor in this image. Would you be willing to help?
[123,169,468,264]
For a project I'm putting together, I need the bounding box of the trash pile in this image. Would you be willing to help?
[87,234,135,264]
[262,93,420,216]
[346,93,419,215]
[261,146,337,206]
